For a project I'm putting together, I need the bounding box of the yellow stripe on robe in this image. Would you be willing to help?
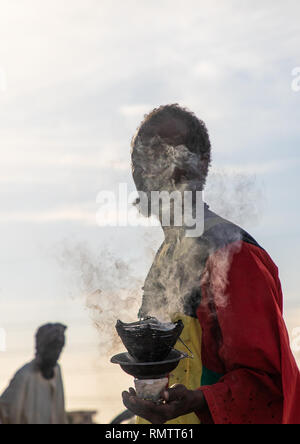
[136,313,202,425]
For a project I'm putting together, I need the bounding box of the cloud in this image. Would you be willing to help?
[213,158,300,175]
[0,206,96,224]
[119,104,152,118]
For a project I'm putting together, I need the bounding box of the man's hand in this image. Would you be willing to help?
[122,384,207,424]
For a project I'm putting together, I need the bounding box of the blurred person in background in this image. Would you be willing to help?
[0,323,67,424]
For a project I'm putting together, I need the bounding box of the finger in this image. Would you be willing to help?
[160,384,184,402]
[129,387,136,396]
[122,391,136,411]
[122,391,131,406]
[122,391,170,423]
[165,384,187,403]
[122,392,156,415]
[160,389,169,402]
[169,383,183,389]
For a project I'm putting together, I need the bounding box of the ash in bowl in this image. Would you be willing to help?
[115,317,184,362]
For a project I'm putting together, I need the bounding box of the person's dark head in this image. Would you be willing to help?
[35,323,67,377]
[131,104,211,193]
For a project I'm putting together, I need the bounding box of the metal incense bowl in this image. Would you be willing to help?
[111,349,188,379]
[115,317,184,363]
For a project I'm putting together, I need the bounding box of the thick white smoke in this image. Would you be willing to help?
[58,241,143,355]
[58,147,264,352]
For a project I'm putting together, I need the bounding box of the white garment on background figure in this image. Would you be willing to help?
[0,360,67,424]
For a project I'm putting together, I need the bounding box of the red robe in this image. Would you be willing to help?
[197,240,300,424]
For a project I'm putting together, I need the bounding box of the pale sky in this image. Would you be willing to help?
[0,0,300,423]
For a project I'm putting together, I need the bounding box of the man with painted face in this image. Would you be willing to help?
[0,323,67,424]
[122,104,300,424]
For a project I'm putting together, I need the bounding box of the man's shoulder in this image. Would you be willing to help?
[6,361,36,388]
[14,360,36,378]
[206,222,279,283]
[201,209,263,252]
[199,208,281,276]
